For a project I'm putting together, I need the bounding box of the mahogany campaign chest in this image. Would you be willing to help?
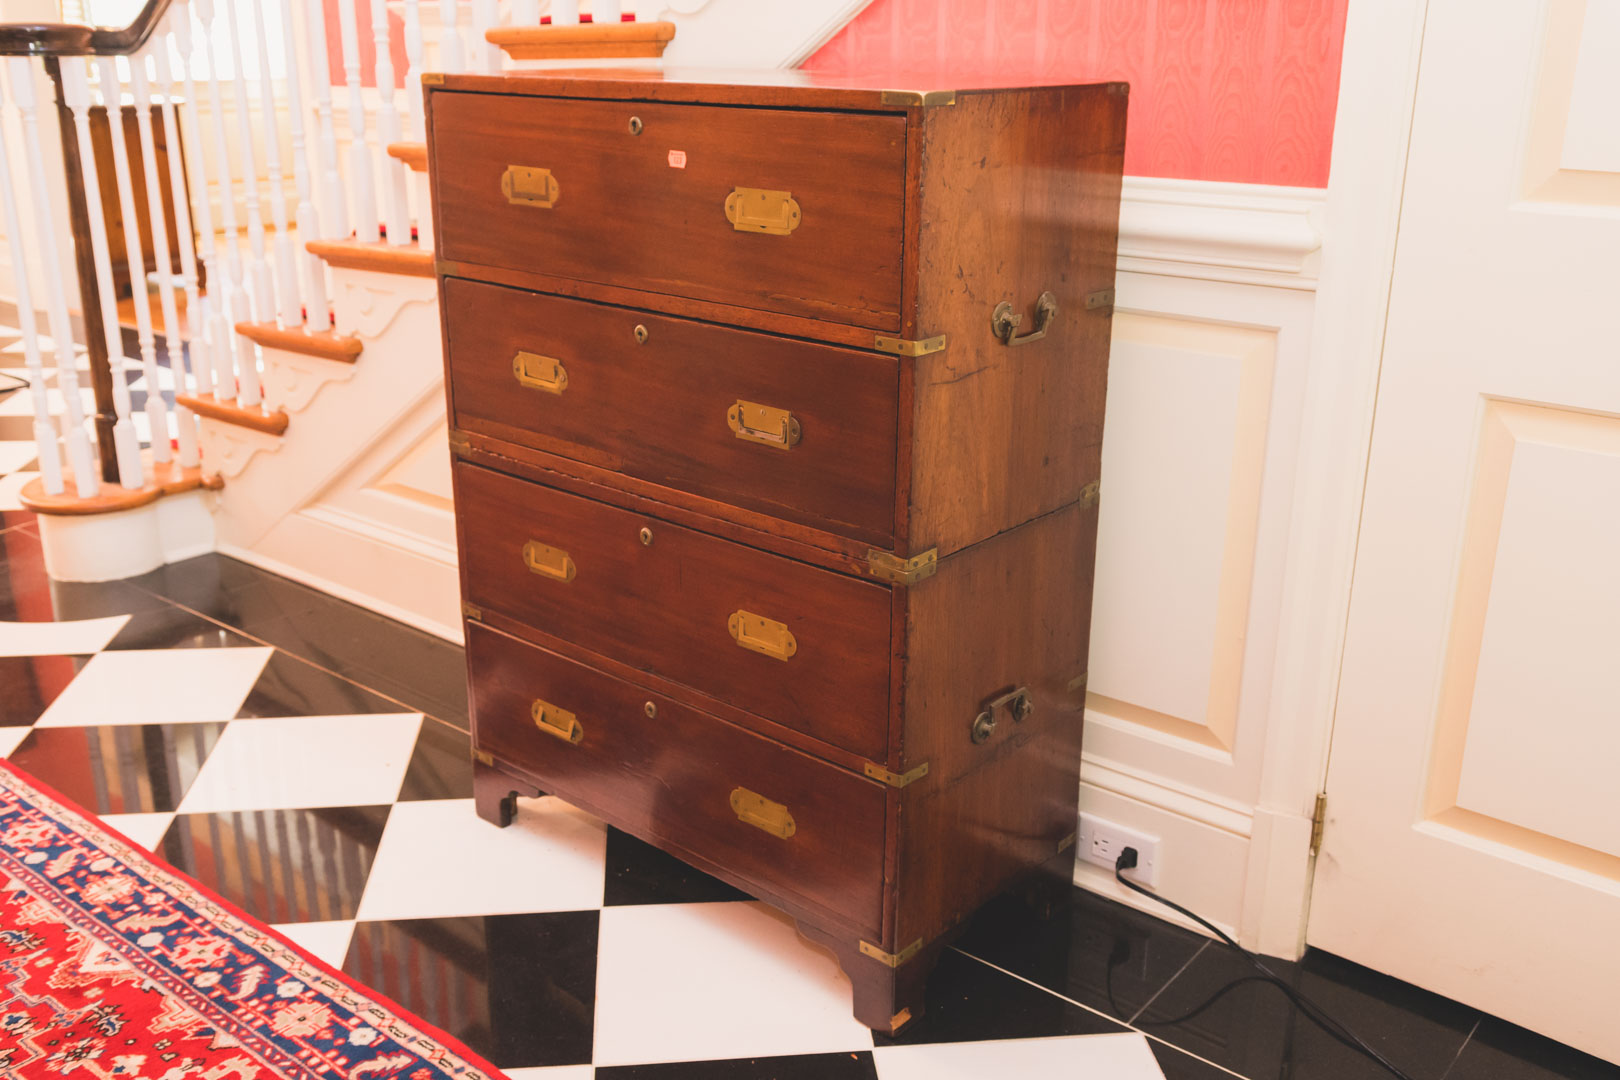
[424,69,1126,1033]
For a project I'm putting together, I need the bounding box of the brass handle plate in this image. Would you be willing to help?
[728,609,797,661]
[724,187,801,235]
[502,165,559,208]
[727,400,801,450]
[531,697,583,744]
[991,291,1059,346]
[730,787,796,839]
[522,540,576,583]
[512,351,568,395]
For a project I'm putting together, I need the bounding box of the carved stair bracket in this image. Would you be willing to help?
[198,420,283,480]
[332,272,438,339]
[262,350,359,414]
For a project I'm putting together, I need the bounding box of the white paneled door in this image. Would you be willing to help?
[1310,0,1620,1060]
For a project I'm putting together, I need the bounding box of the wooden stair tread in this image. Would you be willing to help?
[306,238,434,278]
[20,455,222,516]
[487,20,675,60]
[387,141,428,172]
[177,393,290,436]
[235,320,363,362]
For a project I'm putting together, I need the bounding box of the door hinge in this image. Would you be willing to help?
[1309,793,1327,857]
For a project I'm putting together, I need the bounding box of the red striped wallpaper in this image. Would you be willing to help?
[802,0,1349,188]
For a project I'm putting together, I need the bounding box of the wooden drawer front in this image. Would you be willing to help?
[468,622,886,934]
[445,279,900,543]
[430,92,907,331]
[455,462,892,758]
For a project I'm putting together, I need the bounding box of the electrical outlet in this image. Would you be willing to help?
[1078,812,1161,888]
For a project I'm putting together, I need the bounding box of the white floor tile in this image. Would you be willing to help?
[35,647,272,728]
[502,1069,594,1080]
[873,1033,1168,1079]
[0,441,36,475]
[178,713,423,813]
[0,726,32,757]
[592,901,873,1067]
[273,920,357,969]
[356,798,606,922]
[0,615,130,657]
[100,811,176,853]
[0,471,38,511]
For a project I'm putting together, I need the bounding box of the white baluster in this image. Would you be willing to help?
[0,65,65,495]
[10,59,98,495]
[193,0,251,403]
[306,0,348,240]
[438,0,466,75]
[373,0,412,245]
[512,0,539,26]
[249,0,300,327]
[96,57,173,465]
[595,1,623,24]
[60,60,144,487]
[552,0,579,26]
[167,4,216,402]
[471,0,499,72]
[338,0,379,241]
[403,0,433,251]
[284,0,332,331]
[222,0,275,356]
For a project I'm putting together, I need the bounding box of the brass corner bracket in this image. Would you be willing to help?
[879,89,957,108]
[873,333,947,357]
[461,601,483,621]
[448,429,471,457]
[472,748,494,766]
[860,938,925,968]
[866,548,938,586]
[1079,480,1100,509]
[864,761,930,789]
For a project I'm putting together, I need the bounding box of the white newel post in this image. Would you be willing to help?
[306,0,349,241]
[193,0,250,403]
[338,0,379,240]
[285,0,333,331]
[373,0,413,245]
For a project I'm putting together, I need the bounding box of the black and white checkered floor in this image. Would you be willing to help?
[0,444,1611,1078]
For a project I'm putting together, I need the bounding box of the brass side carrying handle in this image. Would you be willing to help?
[728,609,797,661]
[724,187,801,235]
[513,351,568,395]
[522,540,576,583]
[730,787,796,839]
[727,400,801,450]
[991,292,1058,346]
[531,698,583,744]
[502,165,559,208]
[970,685,1033,744]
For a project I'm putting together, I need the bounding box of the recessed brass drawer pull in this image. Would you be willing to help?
[724,187,801,235]
[522,540,576,583]
[730,787,796,839]
[727,400,801,450]
[531,697,583,744]
[728,609,797,661]
[991,291,1058,347]
[502,165,559,208]
[512,350,568,395]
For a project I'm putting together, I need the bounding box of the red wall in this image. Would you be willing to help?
[802,0,1349,188]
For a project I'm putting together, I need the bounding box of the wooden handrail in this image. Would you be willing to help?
[0,0,173,57]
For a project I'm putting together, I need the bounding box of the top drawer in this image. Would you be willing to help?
[429,92,908,332]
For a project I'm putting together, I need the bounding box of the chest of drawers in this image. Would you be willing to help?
[424,69,1126,1033]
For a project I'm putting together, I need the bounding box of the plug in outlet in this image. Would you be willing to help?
[1078,813,1161,887]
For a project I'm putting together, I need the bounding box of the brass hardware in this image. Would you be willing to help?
[727,400,801,450]
[461,601,483,621]
[730,787,795,839]
[501,165,559,208]
[522,540,576,583]
[447,429,471,457]
[532,698,584,744]
[1067,671,1090,693]
[879,89,956,107]
[472,748,494,766]
[639,526,653,546]
[728,610,797,661]
[724,187,801,235]
[627,115,643,135]
[864,761,930,789]
[422,72,445,86]
[1058,831,1077,852]
[643,701,657,719]
[1079,480,1100,510]
[859,938,925,967]
[512,350,568,395]
[991,291,1059,346]
[1310,793,1328,856]
[890,1008,913,1031]
[866,548,938,586]
[971,685,1033,744]
[872,333,947,356]
[633,324,649,345]
[1085,288,1116,312]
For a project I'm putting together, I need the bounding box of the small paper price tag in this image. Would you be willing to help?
[668,149,688,168]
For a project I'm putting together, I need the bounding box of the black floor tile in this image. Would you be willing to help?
[397,716,475,800]
[9,722,228,814]
[596,1052,880,1079]
[873,948,1130,1047]
[1446,1016,1620,1080]
[235,651,411,719]
[1150,1039,1245,1080]
[0,526,49,621]
[158,804,391,923]
[1138,946,1478,1080]
[0,655,80,725]
[602,827,752,907]
[343,911,599,1070]
[953,882,1208,1024]
[128,552,291,618]
[102,605,259,651]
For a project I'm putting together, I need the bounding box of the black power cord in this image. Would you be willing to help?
[1114,847,1420,1080]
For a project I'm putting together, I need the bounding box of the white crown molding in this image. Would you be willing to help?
[1118,176,1326,288]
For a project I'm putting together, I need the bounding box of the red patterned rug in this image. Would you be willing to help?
[0,758,505,1080]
